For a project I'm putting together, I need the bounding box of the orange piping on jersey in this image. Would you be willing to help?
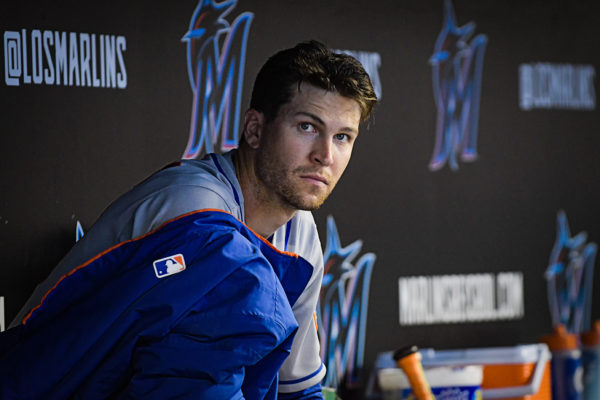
[22,208,299,325]
[314,312,318,332]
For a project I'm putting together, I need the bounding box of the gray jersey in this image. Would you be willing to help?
[11,151,325,393]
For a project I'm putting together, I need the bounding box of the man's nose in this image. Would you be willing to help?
[311,136,334,166]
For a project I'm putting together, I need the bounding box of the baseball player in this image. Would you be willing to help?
[1,40,377,399]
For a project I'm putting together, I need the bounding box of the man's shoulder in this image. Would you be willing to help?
[150,157,234,198]
[152,162,232,204]
[98,153,243,239]
[135,154,239,206]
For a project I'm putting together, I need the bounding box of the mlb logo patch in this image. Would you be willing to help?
[153,254,186,278]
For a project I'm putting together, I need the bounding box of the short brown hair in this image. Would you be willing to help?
[250,40,377,123]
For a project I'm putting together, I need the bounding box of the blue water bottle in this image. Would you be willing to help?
[581,321,600,400]
[541,324,583,400]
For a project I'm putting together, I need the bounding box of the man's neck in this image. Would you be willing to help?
[234,148,296,238]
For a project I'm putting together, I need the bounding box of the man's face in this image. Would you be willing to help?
[254,83,361,211]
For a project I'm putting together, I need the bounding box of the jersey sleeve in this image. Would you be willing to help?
[128,184,236,237]
[277,211,327,395]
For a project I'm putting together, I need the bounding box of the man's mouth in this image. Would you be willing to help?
[300,174,329,186]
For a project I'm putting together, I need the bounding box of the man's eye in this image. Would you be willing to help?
[299,122,315,132]
[334,133,350,142]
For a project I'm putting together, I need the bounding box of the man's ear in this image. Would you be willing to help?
[242,109,265,149]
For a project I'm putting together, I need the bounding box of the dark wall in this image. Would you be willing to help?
[2,0,599,395]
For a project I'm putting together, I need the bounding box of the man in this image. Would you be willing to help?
[0,40,377,399]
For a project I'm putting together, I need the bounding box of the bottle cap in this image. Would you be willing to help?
[581,320,600,347]
[540,324,579,351]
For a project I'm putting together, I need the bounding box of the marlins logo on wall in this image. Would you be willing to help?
[318,216,375,389]
[545,210,597,333]
[182,0,253,159]
[429,0,487,171]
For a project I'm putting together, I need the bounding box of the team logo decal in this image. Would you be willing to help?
[318,216,375,389]
[182,0,253,159]
[429,0,487,171]
[545,210,597,333]
[153,254,186,278]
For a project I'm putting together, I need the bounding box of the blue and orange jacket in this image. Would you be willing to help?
[0,210,314,399]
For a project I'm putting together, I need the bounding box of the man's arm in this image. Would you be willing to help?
[117,253,299,399]
[0,211,301,399]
